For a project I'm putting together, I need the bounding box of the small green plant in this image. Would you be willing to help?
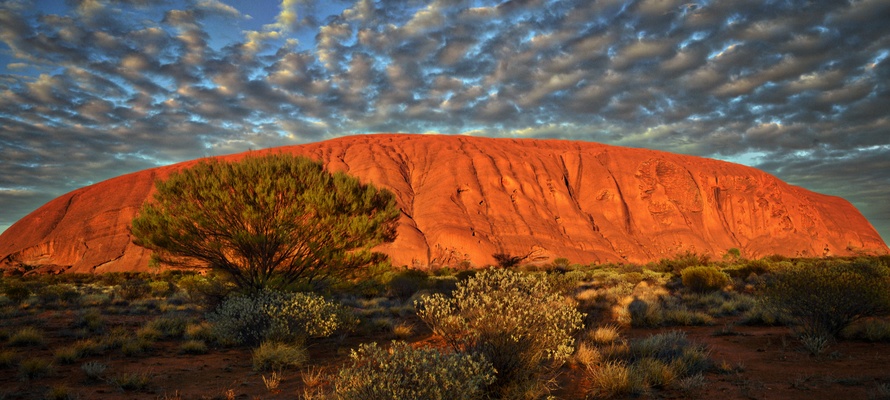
[587,360,645,398]
[799,333,831,355]
[144,315,188,339]
[680,266,730,293]
[8,326,45,346]
[121,338,153,357]
[179,340,208,354]
[3,283,31,303]
[184,321,217,342]
[333,341,495,400]
[842,318,890,342]
[81,361,107,381]
[110,370,153,391]
[252,341,308,371]
[391,321,414,339]
[74,308,106,333]
[53,347,82,364]
[18,357,53,381]
[0,350,17,368]
[44,385,75,400]
[586,324,622,346]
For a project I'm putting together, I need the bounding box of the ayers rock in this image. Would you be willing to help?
[0,134,887,274]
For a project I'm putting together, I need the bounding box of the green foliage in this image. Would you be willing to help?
[18,357,52,381]
[36,284,80,304]
[143,315,188,339]
[386,269,429,300]
[3,283,31,303]
[208,290,356,346]
[586,331,710,398]
[131,154,401,291]
[117,278,151,300]
[764,259,890,337]
[8,326,45,346]
[80,361,107,381]
[841,318,890,342]
[179,340,209,354]
[109,370,153,391]
[416,268,584,397]
[656,251,711,273]
[680,266,730,293]
[251,341,308,371]
[334,341,495,400]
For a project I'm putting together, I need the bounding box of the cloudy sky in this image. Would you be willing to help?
[1,0,888,242]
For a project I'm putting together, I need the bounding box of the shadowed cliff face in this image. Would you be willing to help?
[1,134,886,274]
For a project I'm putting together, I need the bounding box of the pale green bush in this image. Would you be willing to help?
[334,341,495,400]
[680,266,730,293]
[416,268,584,397]
[208,290,356,345]
[764,259,890,337]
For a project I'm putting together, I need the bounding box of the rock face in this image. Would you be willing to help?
[1,134,886,273]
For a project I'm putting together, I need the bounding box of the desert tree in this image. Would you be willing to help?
[130,154,400,291]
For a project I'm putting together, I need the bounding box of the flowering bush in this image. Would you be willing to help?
[208,290,356,345]
[415,268,584,397]
[334,341,495,400]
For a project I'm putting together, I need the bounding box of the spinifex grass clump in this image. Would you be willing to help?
[334,341,495,400]
[416,268,584,398]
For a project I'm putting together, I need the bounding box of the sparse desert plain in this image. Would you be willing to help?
[1,255,890,399]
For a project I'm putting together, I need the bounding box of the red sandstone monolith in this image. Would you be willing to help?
[0,134,886,274]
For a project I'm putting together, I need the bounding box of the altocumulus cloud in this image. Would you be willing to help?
[0,0,889,241]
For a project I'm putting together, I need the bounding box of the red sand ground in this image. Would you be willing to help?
[2,309,888,399]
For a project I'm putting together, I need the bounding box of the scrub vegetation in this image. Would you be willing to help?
[0,254,888,398]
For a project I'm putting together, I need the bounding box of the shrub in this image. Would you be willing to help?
[149,281,175,297]
[179,340,208,354]
[18,357,52,381]
[109,371,153,391]
[764,259,890,337]
[208,290,356,346]
[841,319,890,342]
[117,279,151,300]
[0,350,17,368]
[586,324,622,346]
[144,315,188,339]
[333,341,495,400]
[8,326,45,346]
[74,308,106,333]
[251,341,308,371]
[81,361,107,381]
[587,360,645,398]
[387,269,428,300]
[44,385,74,400]
[680,266,730,293]
[416,268,584,397]
[121,338,153,356]
[36,284,81,304]
[3,283,30,303]
[53,347,82,364]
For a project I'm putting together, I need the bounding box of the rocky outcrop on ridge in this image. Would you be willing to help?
[1,134,886,274]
